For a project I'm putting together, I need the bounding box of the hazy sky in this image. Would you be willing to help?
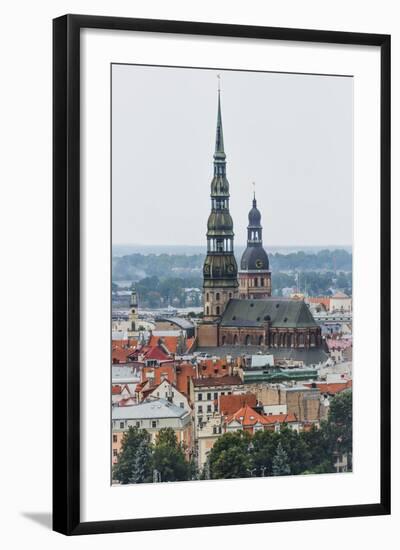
[112,64,353,247]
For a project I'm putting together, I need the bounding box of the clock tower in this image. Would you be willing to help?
[238,193,271,299]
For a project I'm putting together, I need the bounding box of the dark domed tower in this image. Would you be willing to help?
[202,89,238,320]
[239,193,272,299]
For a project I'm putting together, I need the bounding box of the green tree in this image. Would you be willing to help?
[130,437,152,483]
[328,390,353,469]
[300,423,335,474]
[152,428,189,482]
[272,442,291,476]
[113,426,152,484]
[208,431,253,479]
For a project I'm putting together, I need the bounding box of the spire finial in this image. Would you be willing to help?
[252,182,257,206]
[214,77,225,157]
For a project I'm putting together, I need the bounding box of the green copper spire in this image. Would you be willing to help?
[213,79,226,178]
[202,81,238,319]
[214,89,225,157]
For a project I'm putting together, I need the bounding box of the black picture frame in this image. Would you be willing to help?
[53,14,391,536]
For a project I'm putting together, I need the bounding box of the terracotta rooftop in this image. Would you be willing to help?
[220,393,257,415]
[304,380,352,394]
[193,375,242,387]
[225,405,297,426]
[149,335,180,354]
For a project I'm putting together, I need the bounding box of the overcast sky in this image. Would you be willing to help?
[112,64,353,248]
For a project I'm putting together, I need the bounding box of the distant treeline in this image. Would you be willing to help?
[112,270,351,309]
[112,249,352,282]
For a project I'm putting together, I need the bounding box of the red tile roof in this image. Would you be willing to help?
[193,375,242,387]
[149,335,180,354]
[185,337,196,353]
[144,345,171,361]
[304,380,352,394]
[197,358,230,377]
[112,338,139,348]
[225,405,297,427]
[225,405,269,426]
[220,393,257,416]
[176,362,197,396]
[306,296,330,310]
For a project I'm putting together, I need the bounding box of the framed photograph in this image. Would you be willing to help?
[53,14,390,535]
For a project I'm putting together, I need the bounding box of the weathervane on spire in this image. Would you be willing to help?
[252,181,256,200]
[217,73,221,93]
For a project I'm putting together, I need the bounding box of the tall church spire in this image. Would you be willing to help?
[202,84,238,320]
[214,84,226,177]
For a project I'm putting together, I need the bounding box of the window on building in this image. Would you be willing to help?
[119,422,124,429]
[113,449,118,456]
[207,393,211,400]
[216,292,220,301]
[113,434,117,443]
[198,393,203,401]
[198,406,203,413]
[151,421,157,428]
[207,405,212,413]
[254,278,258,287]
[180,402,184,408]
[214,392,218,400]
[136,421,140,428]
[216,306,220,315]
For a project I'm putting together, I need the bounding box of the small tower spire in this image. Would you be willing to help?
[214,75,226,177]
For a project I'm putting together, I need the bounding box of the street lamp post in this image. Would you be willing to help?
[153,469,161,483]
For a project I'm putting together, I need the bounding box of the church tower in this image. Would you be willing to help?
[202,87,238,320]
[128,288,139,331]
[239,192,272,299]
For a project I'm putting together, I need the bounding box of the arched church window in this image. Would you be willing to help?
[216,306,220,315]
[206,306,209,315]
[299,333,305,346]
[216,292,220,301]
[258,335,264,346]
[245,334,251,346]
[206,293,209,301]
[254,278,258,287]
[233,334,238,345]
[221,335,226,345]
